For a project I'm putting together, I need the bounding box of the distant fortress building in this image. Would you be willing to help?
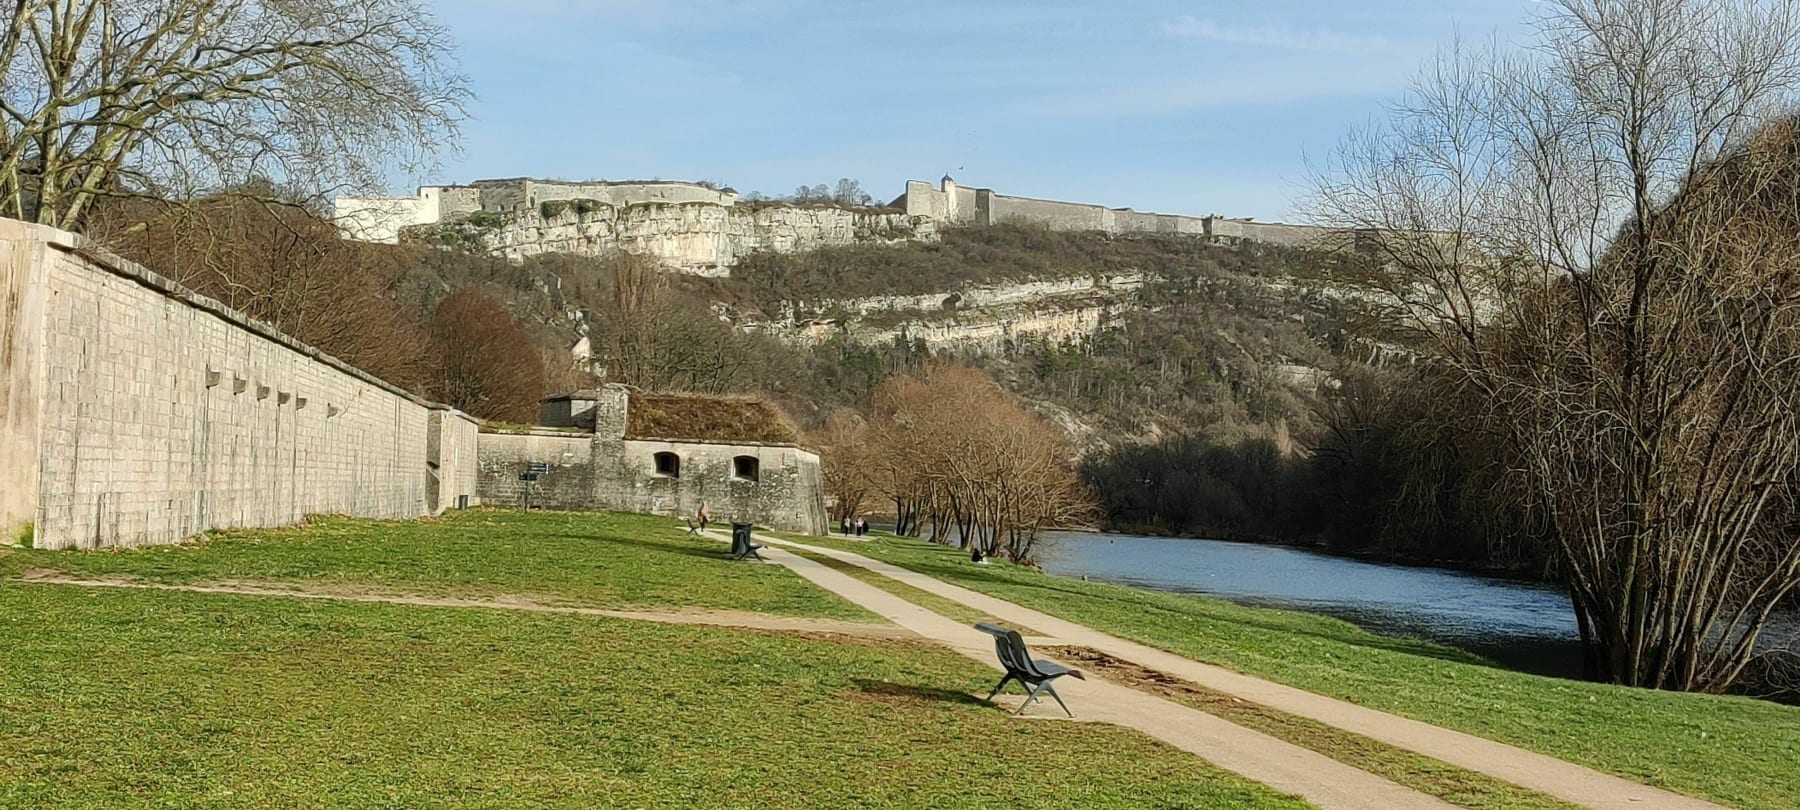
[332,176,1334,273]
[333,178,742,244]
[893,176,1325,245]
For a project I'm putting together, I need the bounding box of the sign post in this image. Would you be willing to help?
[519,463,549,512]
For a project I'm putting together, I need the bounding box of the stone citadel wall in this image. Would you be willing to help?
[899,177,1322,244]
[0,220,481,550]
[334,176,1334,275]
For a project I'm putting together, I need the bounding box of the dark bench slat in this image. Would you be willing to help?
[975,622,1083,716]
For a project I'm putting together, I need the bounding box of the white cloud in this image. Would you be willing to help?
[1160,16,1389,54]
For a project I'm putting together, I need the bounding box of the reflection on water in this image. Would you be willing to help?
[1038,531,1587,677]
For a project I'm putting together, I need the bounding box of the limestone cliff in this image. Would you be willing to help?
[415,201,935,276]
[727,273,1148,352]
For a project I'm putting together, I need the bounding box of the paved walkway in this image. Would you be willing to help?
[706,532,1455,810]
[732,531,1725,810]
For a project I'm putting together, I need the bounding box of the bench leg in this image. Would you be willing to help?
[1014,680,1075,717]
[984,674,1015,703]
[1016,681,1052,716]
[1042,680,1073,718]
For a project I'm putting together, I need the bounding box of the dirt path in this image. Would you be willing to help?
[706,531,1456,810]
[741,532,1726,810]
[13,571,914,639]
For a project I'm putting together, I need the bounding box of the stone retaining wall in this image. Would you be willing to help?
[0,220,480,550]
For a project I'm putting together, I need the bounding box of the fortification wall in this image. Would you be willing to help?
[894,178,1336,244]
[902,180,949,221]
[1209,218,1331,247]
[0,220,479,550]
[986,193,1110,231]
[0,225,48,543]
[473,384,826,535]
[332,194,440,244]
[439,186,483,220]
[429,409,481,512]
[475,430,596,510]
[595,439,827,535]
[468,179,737,213]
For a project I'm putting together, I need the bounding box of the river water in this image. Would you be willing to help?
[1037,530,1588,677]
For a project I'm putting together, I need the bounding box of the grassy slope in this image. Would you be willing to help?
[0,511,872,622]
[785,534,1798,810]
[0,512,1310,809]
[0,584,1310,809]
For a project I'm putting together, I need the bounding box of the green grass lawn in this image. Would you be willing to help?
[0,582,1310,809]
[0,510,871,621]
[782,532,1799,810]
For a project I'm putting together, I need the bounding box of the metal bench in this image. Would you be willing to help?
[975,622,1084,716]
[730,522,765,562]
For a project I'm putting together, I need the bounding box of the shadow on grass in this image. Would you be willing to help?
[551,532,734,563]
[849,678,989,707]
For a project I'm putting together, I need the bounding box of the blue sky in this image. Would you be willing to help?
[421,1,1533,222]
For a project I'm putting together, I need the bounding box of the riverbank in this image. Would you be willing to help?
[1093,522,1546,578]
[784,530,1799,810]
[1037,529,1584,678]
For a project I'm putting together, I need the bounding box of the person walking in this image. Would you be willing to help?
[697,502,711,533]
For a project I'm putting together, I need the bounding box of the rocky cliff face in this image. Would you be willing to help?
[728,273,1148,352]
[422,201,935,276]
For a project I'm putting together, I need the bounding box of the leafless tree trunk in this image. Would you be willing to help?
[860,364,1094,563]
[0,0,466,231]
[1308,0,1800,691]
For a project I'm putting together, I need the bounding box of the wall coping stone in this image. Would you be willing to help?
[624,435,819,456]
[478,427,592,439]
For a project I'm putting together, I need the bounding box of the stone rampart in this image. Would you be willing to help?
[473,385,829,535]
[1208,218,1332,246]
[898,176,1334,244]
[475,430,597,510]
[335,175,1341,269]
[0,219,480,549]
[594,438,826,534]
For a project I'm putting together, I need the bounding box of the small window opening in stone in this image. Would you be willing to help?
[653,452,681,478]
[732,455,760,482]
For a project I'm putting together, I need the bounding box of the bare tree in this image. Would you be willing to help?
[0,0,466,231]
[1308,0,1800,691]
[815,408,874,523]
[831,178,872,206]
[863,365,1094,562]
[88,191,432,390]
[430,287,546,423]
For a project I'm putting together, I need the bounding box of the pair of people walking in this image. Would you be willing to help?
[839,516,869,536]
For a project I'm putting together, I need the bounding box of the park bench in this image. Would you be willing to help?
[975,622,1085,717]
[730,522,765,562]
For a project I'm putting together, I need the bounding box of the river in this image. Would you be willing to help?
[1037,530,1588,677]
